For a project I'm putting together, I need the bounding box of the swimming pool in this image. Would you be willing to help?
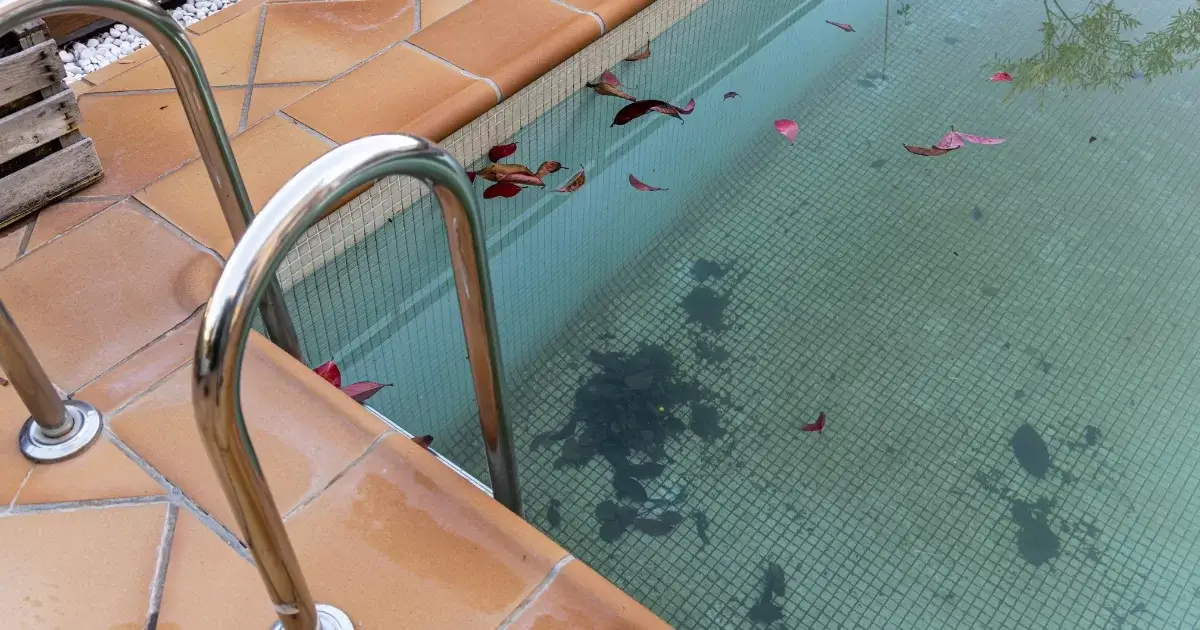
[282,0,1200,626]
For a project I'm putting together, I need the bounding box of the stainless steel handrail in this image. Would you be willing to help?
[193,134,523,630]
[0,0,304,362]
[0,299,103,463]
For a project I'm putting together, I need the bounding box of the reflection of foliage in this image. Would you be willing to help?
[897,2,913,25]
[997,0,1200,99]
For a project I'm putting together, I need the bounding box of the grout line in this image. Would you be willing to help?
[403,41,503,101]
[82,82,327,98]
[283,429,395,520]
[105,430,252,561]
[83,87,178,97]
[5,466,34,513]
[413,0,421,32]
[69,305,202,401]
[548,0,607,33]
[239,4,270,133]
[2,493,167,516]
[57,193,128,202]
[275,110,339,147]
[15,220,33,256]
[123,197,228,263]
[495,555,576,629]
[20,197,122,256]
[145,503,178,630]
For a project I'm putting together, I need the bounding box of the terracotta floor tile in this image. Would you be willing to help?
[507,559,670,629]
[0,503,166,628]
[420,0,471,26]
[284,44,496,144]
[109,332,386,536]
[14,437,164,505]
[0,203,220,392]
[157,511,277,628]
[409,0,601,96]
[559,0,653,28]
[189,0,268,34]
[135,116,332,255]
[91,11,261,92]
[0,220,28,268]
[26,199,114,252]
[254,0,414,84]
[77,90,244,197]
[0,381,34,507]
[83,45,158,87]
[246,84,318,128]
[284,433,567,627]
[75,316,201,415]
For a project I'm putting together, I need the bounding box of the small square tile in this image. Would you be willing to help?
[254,0,414,84]
[0,203,221,392]
[135,116,332,255]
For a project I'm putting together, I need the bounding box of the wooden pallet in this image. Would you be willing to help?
[0,20,102,229]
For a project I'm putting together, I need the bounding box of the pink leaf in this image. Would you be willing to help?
[990,71,1013,82]
[629,174,667,191]
[774,119,799,144]
[934,129,964,150]
[600,70,623,86]
[677,98,695,115]
[341,381,390,403]
[488,143,517,163]
[959,132,1005,145]
[497,172,546,187]
[724,91,739,100]
[483,182,522,199]
[825,20,854,32]
[313,361,341,388]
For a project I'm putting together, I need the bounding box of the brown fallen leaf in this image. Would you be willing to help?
[479,163,535,182]
[625,40,651,61]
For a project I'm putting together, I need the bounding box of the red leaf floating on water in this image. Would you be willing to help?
[802,412,826,433]
[650,99,694,117]
[483,182,523,199]
[774,119,799,144]
[555,167,586,193]
[904,144,954,156]
[825,20,854,32]
[600,70,623,86]
[498,172,546,187]
[341,381,390,403]
[625,41,651,61]
[467,171,477,183]
[613,99,683,126]
[990,71,1013,82]
[724,91,739,100]
[412,434,434,449]
[488,143,517,162]
[313,361,342,388]
[629,174,668,191]
[959,132,1005,145]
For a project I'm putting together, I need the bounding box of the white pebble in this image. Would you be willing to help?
[64,62,82,74]
[85,38,98,47]
[119,42,132,54]
[58,50,73,62]
[113,23,126,32]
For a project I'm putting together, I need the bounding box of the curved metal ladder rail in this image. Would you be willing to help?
[193,134,523,630]
[0,0,304,361]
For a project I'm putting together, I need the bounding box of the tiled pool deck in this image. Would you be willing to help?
[0,0,672,627]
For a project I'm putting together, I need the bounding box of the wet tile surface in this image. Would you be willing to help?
[75,316,201,414]
[284,433,568,628]
[506,560,671,629]
[109,333,386,536]
[409,0,601,96]
[0,204,220,392]
[157,511,276,627]
[284,44,497,144]
[0,503,166,628]
[135,116,332,255]
[254,0,415,84]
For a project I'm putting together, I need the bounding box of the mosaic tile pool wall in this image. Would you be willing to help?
[280,0,1200,627]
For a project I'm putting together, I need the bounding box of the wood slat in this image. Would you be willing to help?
[0,41,61,108]
[0,138,102,225]
[0,89,78,162]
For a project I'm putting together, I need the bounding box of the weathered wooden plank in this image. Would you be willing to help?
[0,89,77,162]
[0,41,61,108]
[0,138,102,227]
